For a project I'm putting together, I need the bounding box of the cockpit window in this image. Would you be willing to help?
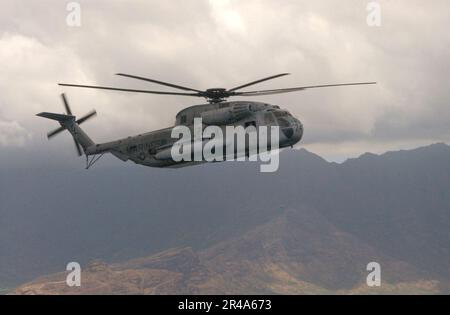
[277,118,290,128]
[264,112,275,123]
[274,111,289,118]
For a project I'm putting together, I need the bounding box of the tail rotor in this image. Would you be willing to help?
[39,93,97,156]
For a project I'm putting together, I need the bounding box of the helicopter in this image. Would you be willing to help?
[37,73,375,169]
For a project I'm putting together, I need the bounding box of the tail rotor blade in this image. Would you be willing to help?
[61,93,72,115]
[76,110,97,125]
[47,126,65,139]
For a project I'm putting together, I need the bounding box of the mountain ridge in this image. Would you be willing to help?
[2,142,449,293]
[12,208,447,295]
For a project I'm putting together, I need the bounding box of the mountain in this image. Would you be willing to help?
[2,143,450,294]
[12,209,445,294]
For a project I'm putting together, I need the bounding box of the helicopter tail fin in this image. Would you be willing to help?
[37,112,74,122]
[37,111,96,156]
[36,94,97,156]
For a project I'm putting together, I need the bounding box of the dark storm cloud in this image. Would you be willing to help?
[0,0,449,160]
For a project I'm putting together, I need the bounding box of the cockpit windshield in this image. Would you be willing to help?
[273,110,290,118]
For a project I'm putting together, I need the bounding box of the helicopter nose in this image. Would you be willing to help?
[291,118,303,143]
[280,118,303,144]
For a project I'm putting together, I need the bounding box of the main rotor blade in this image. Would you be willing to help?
[47,126,65,139]
[235,82,377,96]
[58,83,201,96]
[61,93,72,115]
[73,138,82,156]
[228,73,291,92]
[116,73,203,93]
[76,110,97,125]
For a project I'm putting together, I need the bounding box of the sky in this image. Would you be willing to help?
[0,0,449,164]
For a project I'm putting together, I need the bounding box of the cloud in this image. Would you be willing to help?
[0,119,31,147]
[0,0,449,161]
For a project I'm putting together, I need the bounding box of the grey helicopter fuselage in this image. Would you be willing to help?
[85,101,303,168]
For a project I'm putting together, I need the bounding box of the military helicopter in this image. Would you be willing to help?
[37,73,375,169]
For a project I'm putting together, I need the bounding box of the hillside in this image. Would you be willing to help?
[2,143,450,293]
[12,209,446,294]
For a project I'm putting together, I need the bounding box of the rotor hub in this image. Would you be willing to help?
[203,88,230,103]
